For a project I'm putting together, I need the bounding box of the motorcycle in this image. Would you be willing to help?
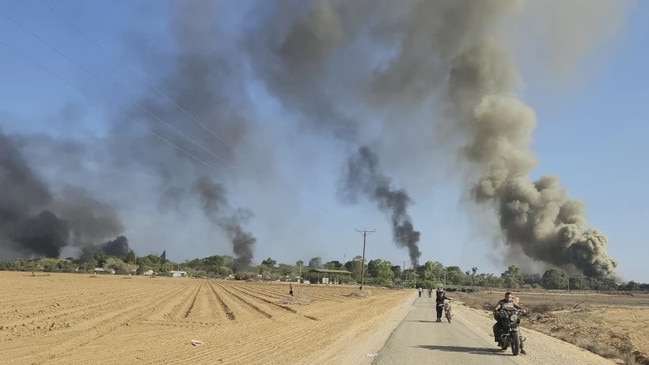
[496,307,526,355]
[443,301,452,323]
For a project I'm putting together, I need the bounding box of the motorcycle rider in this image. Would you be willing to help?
[493,292,526,353]
[435,288,452,322]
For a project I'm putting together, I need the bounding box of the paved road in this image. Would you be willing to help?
[373,296,525,365]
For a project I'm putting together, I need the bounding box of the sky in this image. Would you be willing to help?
[1,0,648,282]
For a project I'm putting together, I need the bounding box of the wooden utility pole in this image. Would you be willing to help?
[355,228,375,291]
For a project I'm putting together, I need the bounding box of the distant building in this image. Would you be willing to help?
[93,267,115,275]
[307,268,352,284]
[169,270,187,277]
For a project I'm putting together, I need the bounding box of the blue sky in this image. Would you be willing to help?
[1,1,648,282]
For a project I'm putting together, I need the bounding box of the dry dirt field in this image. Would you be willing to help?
[451,289,649,365]
[0,272,413,365]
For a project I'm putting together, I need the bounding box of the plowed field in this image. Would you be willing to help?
[0,272,413,365]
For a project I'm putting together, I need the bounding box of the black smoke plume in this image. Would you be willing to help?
[339,146,421,267]
[0,129,124,259]
[192,176,255,270]
[80,235,132,262]
[110,1,258,266]
[240,0,622,277]
[2,1,627,278]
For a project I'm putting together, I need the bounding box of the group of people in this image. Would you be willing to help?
[423,288,527,353]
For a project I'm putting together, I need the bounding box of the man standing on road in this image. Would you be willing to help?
[493,292,526,353]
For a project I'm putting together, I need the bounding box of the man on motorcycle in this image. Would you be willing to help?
[493,292,526,352]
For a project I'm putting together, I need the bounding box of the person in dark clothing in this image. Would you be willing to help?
[289,283,294,297]
[493,292,526,354]
[435,289,452,322]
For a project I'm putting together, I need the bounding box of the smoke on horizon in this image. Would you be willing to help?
[0,129,125,259]
[192,176,256,270]
[339,146,421,268]
[1,0,630,277]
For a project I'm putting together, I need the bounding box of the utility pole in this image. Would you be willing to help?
[356,228,375,291]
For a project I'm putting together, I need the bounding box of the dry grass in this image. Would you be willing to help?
[451,290,649,365]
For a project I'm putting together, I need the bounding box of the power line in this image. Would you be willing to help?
[1,34,349,229]
[0,8,233,169]
[0,5,351,229]
[38,0,234,151]
[0,39,227,176]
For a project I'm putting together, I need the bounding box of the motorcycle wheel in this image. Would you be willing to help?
[511,332,521,356]
[499,336,508,351]
[446,310,451,323]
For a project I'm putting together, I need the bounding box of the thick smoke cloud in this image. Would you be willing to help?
[440,10,617,277]
[243,1,425,263]
[0,129,124,259]
[339,146,421,267]
[80,235,131,262]
[2,0,627,277]
[107,1,258,266]
[240,0,622,276]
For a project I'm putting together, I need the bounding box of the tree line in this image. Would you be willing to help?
[1,252,647,292]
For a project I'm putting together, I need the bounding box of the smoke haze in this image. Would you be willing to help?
[0,0,631,277]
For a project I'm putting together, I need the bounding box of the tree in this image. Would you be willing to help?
[104,257,127,274]
[374,259,395,285]
[345,256,363,282]
[261,257,276,268]
[275,264,293,276]
[421,261,438,282]
[445,266,465,286]
[390,265,402,281]
[542,268,568,289]
[125,250,136,264]
[367,259,383,278]
[93,252,107,267]
[257,264,269,276]
[324,260,344,270]
[501,265,524,289]
[40,258,60,272]
[470,267,478,288]
[523,273,543,287]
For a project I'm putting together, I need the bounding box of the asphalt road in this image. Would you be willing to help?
[373,295,526,365]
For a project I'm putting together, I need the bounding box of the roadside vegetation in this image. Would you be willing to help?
[453,290,649,365]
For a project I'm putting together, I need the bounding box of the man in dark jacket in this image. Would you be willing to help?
[435,288,452,322]
[493,292,526,353]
